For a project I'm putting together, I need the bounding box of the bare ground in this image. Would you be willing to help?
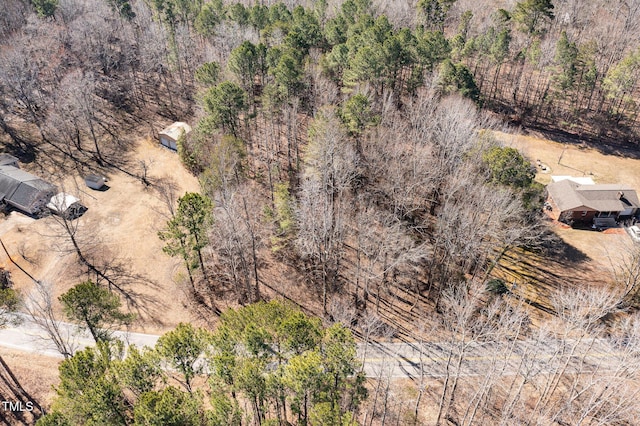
[496,130,640,273]
[0,137,201,334]
[0,347,60,424]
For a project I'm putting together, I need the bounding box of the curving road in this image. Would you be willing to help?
[0,314,628,379]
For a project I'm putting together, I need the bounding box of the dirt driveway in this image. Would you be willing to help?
[0,138,201,334]
[495,131,640,272]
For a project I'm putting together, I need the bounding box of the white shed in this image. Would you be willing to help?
[159,122,191,151]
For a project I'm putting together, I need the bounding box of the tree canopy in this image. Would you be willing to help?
[59,281,134,343]
[203,81,247,137]
[37,301,366,426]
[482,146,535,188]
[0,287,19,328]
[158,192,213,288]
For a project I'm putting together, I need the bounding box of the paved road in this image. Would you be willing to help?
[359,338,625,378]
[0,313,160,358]
[0,314,627,379]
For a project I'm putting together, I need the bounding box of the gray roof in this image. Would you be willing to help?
[548,180,640,212]
[0,165,56,214]
[0,154,18,166]
[85,174,104,184]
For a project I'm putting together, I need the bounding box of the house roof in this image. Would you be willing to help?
[551,175,595,185]
[0,165,56,213]
[0,154,18,166]
[548,180,640,213]
[159,122,191,141]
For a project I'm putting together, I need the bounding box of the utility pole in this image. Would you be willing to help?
[558,144,568,165]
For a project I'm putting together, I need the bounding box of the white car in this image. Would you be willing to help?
[47,193,87,219]
[628,225,640,243]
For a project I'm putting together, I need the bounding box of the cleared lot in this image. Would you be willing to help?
[0,138,201,334]
[496,131,640,272]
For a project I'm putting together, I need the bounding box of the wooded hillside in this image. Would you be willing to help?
[3,0,640,425]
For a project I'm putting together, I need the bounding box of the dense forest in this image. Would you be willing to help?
[37,301,367,426]
[2,0,640,425]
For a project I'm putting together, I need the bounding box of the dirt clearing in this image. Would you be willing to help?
[0,138,201,334]
[496,131,640,189]
[496,130,640,272]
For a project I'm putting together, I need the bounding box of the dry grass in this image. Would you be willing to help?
[495,130,640,272]
[0,137,202,334]
[0,347,61,416]
[497,130,640,190]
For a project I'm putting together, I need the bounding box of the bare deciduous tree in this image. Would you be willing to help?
[295,108,357,315]
[210,185,262,304]
[23,281,78,359]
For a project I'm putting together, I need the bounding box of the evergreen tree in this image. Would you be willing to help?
[228,41,260,93]
[158,192,214,288]
[203,81,247,137]
[195,0,224,36]
[113,346,163,397]
[416,29,451,72]
[31,0,58,18]
[438,60,481,102]
[248,4,270,30]
[194,62,220,87]
[42,342,128,426]
[272,52,304,97]
[553,31,579,91]
[417,0,457,31]
[285,6,324,55]
[513,0,554,36]
[0,287,19,328]
[155,323,211,393]
[59,281,134,343]
[227,3,249,26]
[134,386,203,425]
[482,146,535,188]
[339,93,378,137]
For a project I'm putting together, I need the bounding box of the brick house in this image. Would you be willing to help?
[546,178,639,225]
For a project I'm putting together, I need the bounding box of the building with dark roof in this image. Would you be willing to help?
[0,165,56,216]
[546,178,639,224]
[0,154,19,168]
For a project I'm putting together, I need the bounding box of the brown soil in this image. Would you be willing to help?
[0,347,61,422]
[495,130,640,273]
[0,137,201,334]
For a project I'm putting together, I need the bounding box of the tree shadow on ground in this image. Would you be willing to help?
[493,238,605,316]
[524,122,640,160]
[538,228,590,263]
[68,251,168,328]
[0,126,39,164]
[0,355,44,425]
[491,99,640,160]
